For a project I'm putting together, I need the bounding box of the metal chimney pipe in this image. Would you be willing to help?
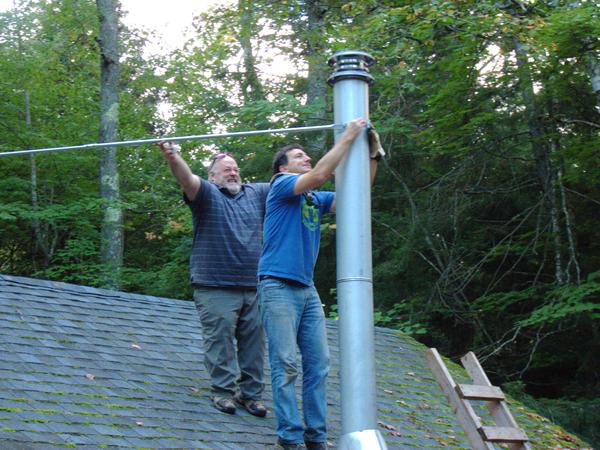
[328,51,387,450]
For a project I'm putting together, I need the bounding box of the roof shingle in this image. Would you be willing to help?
[0,274,591,449]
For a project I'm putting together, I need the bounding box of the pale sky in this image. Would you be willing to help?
[0,0,233,55]
[119,0,233,55]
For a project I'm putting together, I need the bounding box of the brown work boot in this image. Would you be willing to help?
[212,396,236,414]
[234,395,267,417]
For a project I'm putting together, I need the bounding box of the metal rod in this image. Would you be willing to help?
[330,51,387,450]
[0,123,342,158]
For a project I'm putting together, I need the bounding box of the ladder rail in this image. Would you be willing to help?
[426,348,531,450]
[461,352,532,450]
[425,348,495,450]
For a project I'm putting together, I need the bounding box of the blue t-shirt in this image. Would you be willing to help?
[186,180,270,288]
[258,174,335,286]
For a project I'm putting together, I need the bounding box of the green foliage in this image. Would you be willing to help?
[337,6,599,445]
[1,0,599,444]
[327,302,338,320]
[519,273,600,327]
[505,380,600,447]
[0,0,166,288]
[373,302,428,336]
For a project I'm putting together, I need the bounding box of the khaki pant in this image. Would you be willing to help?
[193,287,265,400]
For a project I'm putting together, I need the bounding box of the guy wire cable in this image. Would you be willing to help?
[0,123,345,158]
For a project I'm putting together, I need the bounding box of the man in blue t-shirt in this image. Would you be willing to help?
[257,118,380,450]
[159,143,269,418]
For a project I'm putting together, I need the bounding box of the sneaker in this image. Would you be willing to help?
[277,438,306,449]
[212,396,236,414]
[305,441,327,450]
[234,395,267,417]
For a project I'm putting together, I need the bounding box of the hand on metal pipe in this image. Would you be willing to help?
[342,118,367,141]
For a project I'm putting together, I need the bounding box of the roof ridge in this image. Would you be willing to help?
[0,273,183,307]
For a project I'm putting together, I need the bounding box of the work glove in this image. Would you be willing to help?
[367,126,385,162]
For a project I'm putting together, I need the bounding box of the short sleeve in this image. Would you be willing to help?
[271,174,298,201]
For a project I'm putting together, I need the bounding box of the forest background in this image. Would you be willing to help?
[1,0,598,446]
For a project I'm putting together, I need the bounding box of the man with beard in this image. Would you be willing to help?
[159,143,269,417]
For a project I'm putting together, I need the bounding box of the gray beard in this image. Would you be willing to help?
[223,183,241,195]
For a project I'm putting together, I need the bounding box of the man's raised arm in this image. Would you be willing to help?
[158,142,201,201]
[293,118,366,195]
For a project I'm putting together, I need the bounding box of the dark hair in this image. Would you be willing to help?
[272,143,305,175]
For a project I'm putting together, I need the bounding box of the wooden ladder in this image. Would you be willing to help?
[425,348,531,450]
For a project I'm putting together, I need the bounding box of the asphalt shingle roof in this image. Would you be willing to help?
[0,274,591,449]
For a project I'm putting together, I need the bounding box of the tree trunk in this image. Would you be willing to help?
[566,1,600,113]
[97,0,122,288]
[304,0,328,155]
[584,53,600,114]
[550,123,581,284]
[237,0,264,103]
[513,36,565,285]
[25,91,48,269]
[15,9,50,270]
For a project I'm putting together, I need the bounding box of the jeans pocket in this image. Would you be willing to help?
[258,279,290,310]
[259,278,287,291]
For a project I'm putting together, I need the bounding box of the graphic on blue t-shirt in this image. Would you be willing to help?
[301,195,319,231]
[258,175,334,285]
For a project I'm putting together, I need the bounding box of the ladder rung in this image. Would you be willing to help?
[456,383,505,401]
[479,425,529,443]
[427,349,531,449]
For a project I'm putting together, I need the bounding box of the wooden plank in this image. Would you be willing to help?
[461,351,520,429]
[425,348,495,450]
[479,426,529,443]
[461,351,492,385]
[461,352,532,450]
[456,384,505,401]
